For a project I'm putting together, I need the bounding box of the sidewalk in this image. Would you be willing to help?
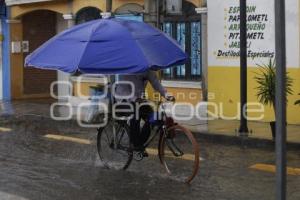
[187,119,300,148]
[1,99,300,148]
[0,99,54,118]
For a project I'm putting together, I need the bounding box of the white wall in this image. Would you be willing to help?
[56,13,70,100]
[207,0,299,68]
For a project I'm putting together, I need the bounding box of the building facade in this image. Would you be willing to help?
[207,0,300,124]
[5,0,299,124]
[5,0,205,111]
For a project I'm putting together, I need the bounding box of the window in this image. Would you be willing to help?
[115,14,143,22]
[163,21,202,80]
[191,22,201,77]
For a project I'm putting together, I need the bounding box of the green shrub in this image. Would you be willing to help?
[254,59,293,112]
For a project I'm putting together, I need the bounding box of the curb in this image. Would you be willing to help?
[192,131,300,150]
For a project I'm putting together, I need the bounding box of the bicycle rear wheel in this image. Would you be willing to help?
[97,120,133,170]
[159,125,200,183]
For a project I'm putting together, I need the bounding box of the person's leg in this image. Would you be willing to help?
[139,104,154,145]
[165,117,176,138]
[129,102,140,148]
[129,118,140,148]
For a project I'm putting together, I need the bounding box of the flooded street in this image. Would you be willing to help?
[0,116,299,200]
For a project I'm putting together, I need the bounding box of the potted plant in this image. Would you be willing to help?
[254,59,293,139]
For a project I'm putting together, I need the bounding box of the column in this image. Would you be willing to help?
[196,7,208,101]
[57,14,74,101]
[144,0,158,27]
[63,13,74,29]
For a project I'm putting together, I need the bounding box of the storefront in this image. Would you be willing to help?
[5,0,147,100]
[6,0,69,99]
[5,0,205,108]
[207,0,300,124]
[161,0,204,107]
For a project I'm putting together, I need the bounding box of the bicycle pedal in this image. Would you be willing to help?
[133,151,144,161]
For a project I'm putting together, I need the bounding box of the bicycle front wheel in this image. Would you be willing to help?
[97,120,133,170]
[159,125,200,184]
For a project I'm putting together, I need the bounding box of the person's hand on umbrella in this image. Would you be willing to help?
[165,94,176,102]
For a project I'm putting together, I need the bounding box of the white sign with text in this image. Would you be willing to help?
[208,0,299,68]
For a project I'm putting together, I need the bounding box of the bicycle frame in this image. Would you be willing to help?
[97,93,200,183]
[141,100,175,150]
[103,81,175,153]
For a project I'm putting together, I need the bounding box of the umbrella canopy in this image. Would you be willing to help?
[25,18,188,74]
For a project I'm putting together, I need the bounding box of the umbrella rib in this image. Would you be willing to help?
[76,26,98,72]
[118,22,185,68]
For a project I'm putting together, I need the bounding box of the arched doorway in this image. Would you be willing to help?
[75,7,102,25]
[22,10,58,96]
[114,3,143,21]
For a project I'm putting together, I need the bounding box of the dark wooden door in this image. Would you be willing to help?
[23,10,57,95]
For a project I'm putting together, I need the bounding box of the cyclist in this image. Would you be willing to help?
[116,70,175,152]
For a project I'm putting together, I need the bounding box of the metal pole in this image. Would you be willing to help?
[275,0,287,199]
[238,0,249,135]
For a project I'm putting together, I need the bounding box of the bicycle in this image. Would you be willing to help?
[97,100,200,184]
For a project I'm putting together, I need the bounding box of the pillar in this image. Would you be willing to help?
[57,13,75,101]
[144,0,158,27]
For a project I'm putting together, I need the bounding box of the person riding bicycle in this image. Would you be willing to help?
[116,70,175,151]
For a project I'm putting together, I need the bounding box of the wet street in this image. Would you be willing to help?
[0,116,299,200]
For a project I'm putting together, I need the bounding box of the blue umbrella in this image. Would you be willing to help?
[25,18,188,74]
